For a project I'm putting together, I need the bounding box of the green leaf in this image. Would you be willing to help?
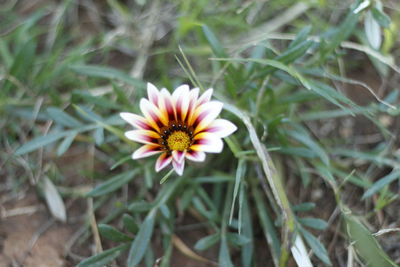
[229,159,246,224]
[240,189,254,267]
[298,217,328,230]
[227,233,250,246]
[86,170,138,197]
[219,236,234,267]
[292,202,316,212]
[15,131,69,156]
[364,10,382,50]
[202,25,227,58]
[362,169,400,199]
[252,186,280,262]
[127,209,157,267]
[123,214,139,234]
[344,213,396,267]
[98,224,132,242]
[69,64,144,88]
[287,128,329,166]
[301,228,331,265]
[288,26,312,49]
[56,131,77,156]
[194,233,220,251]
[77,244,129,267]
[371,7,391,28]
[47,107,82,128]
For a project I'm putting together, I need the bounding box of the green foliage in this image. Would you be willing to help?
[3,0,400,267]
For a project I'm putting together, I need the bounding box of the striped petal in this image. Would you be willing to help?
[158,88,176,122]
[192,101,224,134]
[203,119,237,137]
[120,112,151,130]
[172,159,185,176]
[140,98,167,131]
[173,84,190,122]
[197,88,213,106]
[132,144,162,159]
[125,130,160,144]
[185,88,200,124]
[191,132,223,153]
[147,83,160,107]
[172,150,186,164]
[155,152,173,172]
[186,150,206,162]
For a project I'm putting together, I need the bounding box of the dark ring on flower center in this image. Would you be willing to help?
[158,121,194,153]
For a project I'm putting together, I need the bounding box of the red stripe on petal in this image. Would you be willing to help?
[155,153,173,172]
[186,150,206,162]
[120,112,152,130]
[125,130,160,145]
[203,119,237,137]
[172,150,186,164]
[191,132,223,153]
[147,83,160,106]
[172,159,185,176]
[132,144,162,159]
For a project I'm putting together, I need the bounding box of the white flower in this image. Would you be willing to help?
[120,83,237,175]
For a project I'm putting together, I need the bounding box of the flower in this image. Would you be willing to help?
[120,83,237,176]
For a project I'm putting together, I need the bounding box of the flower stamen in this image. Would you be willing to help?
[167,131,191,151]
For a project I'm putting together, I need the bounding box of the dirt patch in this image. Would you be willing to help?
[0,189,74,267]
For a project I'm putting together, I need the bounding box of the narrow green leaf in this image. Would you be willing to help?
[86,170,138,197]
[301,228,331,265]
[229,159,246,224]
[219,236,234,267]
[344,214,396,267]
[252,186,280,262]
[15,131,69,156]
[123,214,139,234]
[98,224,132,242]
[69,65,144,87]
[127,209,157,267]
[362,169,400,199]
[202,25,227,58]
[47,107,82,128]
[77,244,129,267]
[93,127,104,145]
[56,131,77,156]
[288,129,329,166]
[194,233,220,251]
[240,189,254,267]
[227,233,250,246]
[371,7,391,28]
[288,26,312,49]
[292,202,316,212]
[298,217,328,230]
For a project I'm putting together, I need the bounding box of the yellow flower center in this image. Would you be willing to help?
[167,131,191,151]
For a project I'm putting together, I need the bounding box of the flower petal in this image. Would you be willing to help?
[172,150,186,164]
[158,88,176,122]
[191,132,223,153]
[185,87,200,124]
[191,101,224,134]
[203,119,237,137]
[186,150,206,162]
[197,88,213,106]
[125,130,160,144]
[147,83,160,107]
[132,144,162,159]
[172,84,190,122]
[120,112,151,130]
[172,159,185,176]
[140,98,167,131]
[155,152,173,172]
